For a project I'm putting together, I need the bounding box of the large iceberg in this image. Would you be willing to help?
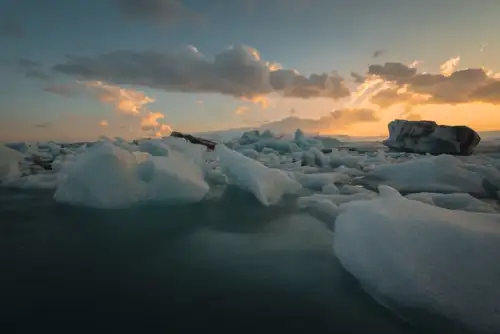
[383,119,481,155]
[334,186,500,333]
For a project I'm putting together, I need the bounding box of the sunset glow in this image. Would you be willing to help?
[1,0,499,141]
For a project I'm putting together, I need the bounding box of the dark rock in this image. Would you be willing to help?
[383,120,481,155]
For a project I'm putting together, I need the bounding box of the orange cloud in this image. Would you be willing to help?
[85,81,155,115]
[140,111,172,135]
[234,106,250,115]
[241,95,270,109]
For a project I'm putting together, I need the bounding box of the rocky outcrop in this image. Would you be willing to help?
[383,120,481,155]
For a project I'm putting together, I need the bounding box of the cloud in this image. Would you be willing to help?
[53,45,350,101]
[24,69,50,81]
[480,43,489,52]
[373,50,385,58]
[43,83,80,97]
[289,108,297,115]
[45,79,172,136]
[370,88,430,108]
[469,81,500,104]
[367,60,500,107]
[240,95,270,108]
[84,81,155,115]
[351,72,365,83]
[140,111,172,135]
[440,56,460,76]
[195,99,204,104]
[115,0,200,24]
[5,57,50,81]
[234,106,249,115]
[260,108,379,133]
[86,81,172,135]
[368,62,418,83]
[17,58,40,68]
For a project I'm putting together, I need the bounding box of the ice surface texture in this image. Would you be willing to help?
[334,186,500,333]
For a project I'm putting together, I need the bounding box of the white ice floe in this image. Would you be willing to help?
[216,144,301,206]
[137,152,209,203]
[334,186,500,333]
[293,172,350,191]
[358,154,490,196]
[0,144,24,181]
[138,139,170,157]
[54,141,209,208]
[406,192,497,213]
[54,142,144,208]
[299,192,376,207]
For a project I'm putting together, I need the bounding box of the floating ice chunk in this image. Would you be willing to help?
[139,153,209,203]
[406,192,496,213]
[216,144,301,206]
[238,148,260,160]
[162,136,206,166]
[461,162,500,190]
[138,139,170,157]
[357,155,488,196]
[297,197,339,227]
[328,149,363,168]
[322,183,340,194]
[297,166,321,174]
[114,137,136,152]
[252,139,301,153]
[293,172,350,191]
[54,143,144,208]
[38,141,61,156]
[5,142,30,154]
[299,192,375,206]
[55,142,209,208]
[338,185,376,196]
[204,169,227,185]
[0,145,24,181]
[334,165,365,177]
[334,186,500,333]
[301,147,326,167]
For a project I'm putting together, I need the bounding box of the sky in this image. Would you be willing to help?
[1,0,500,141]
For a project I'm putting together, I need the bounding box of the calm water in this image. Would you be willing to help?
[0,186,431,334]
